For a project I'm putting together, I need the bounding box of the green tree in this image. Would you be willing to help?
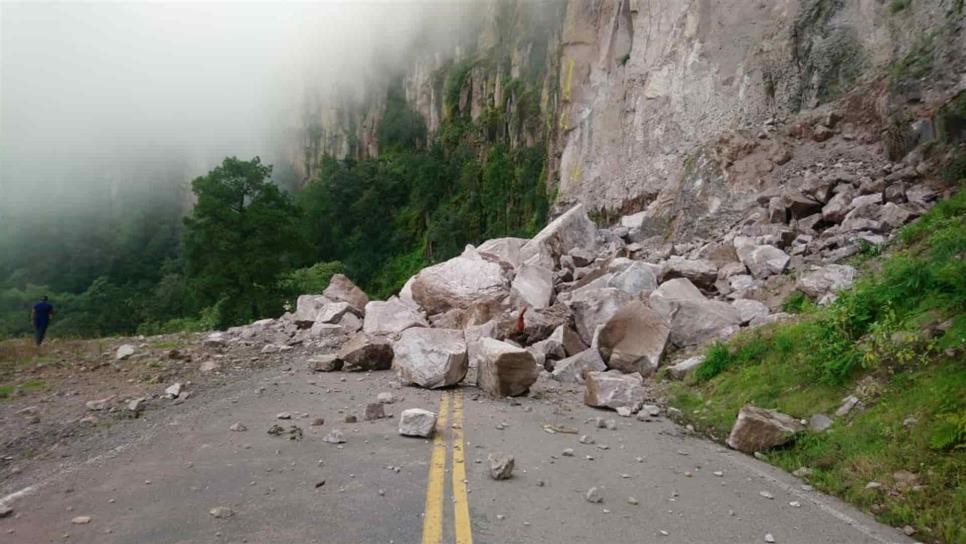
[183,157,306,328]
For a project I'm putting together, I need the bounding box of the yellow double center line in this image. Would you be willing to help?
[422,390,473,544]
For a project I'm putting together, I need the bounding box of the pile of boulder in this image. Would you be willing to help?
[213,169,937,420]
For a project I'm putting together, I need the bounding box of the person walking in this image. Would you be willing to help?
[32,295,55,346]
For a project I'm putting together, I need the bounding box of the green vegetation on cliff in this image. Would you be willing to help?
[668,190,966,543]
[298,64,550,298]
[0,57,551,336]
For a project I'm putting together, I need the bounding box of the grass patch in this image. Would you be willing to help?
[148,341,183,350]
[889,0,911,13]
[0,378,46,399]
[667,190,966,542]
[890,31,936,85]
[782,290,815,314]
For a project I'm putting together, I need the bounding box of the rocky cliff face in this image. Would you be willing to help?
[295,0,965,240]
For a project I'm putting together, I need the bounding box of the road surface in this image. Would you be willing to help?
[0,365,916,544]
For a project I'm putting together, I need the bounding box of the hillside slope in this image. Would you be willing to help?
[666,190,965,543]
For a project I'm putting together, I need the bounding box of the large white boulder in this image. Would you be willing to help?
[411,253,509,315]
[510,262,554,309]
[608,261,659,295]
[520,204,598,264]
[649,279,741,347]
[398,408,437,438]
[115,344,136,360]
[731,299,770,325]
[291,295,330,327]
[363,297,428,337]
[393,328,468,389]
[596,301,670,376]
[477,237,528,268]
[734,237,790,279]
[551,348,607,383]
[476,338,539,397]
[796,264,857,299]
[323,274,369,314]
[464,320,499,384]
[567,287,634,345]
[584,370,647,413]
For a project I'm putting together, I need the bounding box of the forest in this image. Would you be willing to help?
[0,77,549,339]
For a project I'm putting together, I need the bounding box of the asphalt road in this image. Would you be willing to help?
[0,366,916,544]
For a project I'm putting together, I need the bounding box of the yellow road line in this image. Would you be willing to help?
[451,391,474,544]
[421,392,449,544]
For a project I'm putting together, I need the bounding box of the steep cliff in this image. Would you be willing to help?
[295,0,966,239]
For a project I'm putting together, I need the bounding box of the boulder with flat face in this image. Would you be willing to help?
[667,355,705,380]
[317,301,362,324]
[726,405,804,454]
[477,237,528,268]
[734,237,790,279]
[596,301,670,377]
[337,333,394,372]
[608,261,659,295]
[291,295,330,327]
[551,348,607,383]
[661,257,718,290]
[822,187,856,223]
[411,253,509,315]
[363,298,428,337]
[392,328,468,389]
[520,204,598,264]
[308,354,342,372]
[584,370,647,413]
[323,274,369,315]
[510,262,554,309]
[398,408,437,437]
[731,299,770,325]
[541,324,587,359]
[476,338,539,397]
[567,287,635,345]
[796,264,856,299]
[649,278,741,347]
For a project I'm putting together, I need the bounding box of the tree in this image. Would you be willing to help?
[183,157,306,327]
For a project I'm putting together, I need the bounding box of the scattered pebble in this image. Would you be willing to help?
[208,506,234,519]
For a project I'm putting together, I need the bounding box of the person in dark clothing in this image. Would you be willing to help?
[32,296,55,346]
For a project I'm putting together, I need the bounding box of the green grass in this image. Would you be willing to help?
[148,341,183,350]
[0,378,46,399]
[891,31,937,85]
[890,0,911,13]
[668,190,966,543]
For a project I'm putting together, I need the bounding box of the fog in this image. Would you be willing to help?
[0,1,483,217]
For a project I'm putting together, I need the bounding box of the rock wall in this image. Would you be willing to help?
[295,0,966,239]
